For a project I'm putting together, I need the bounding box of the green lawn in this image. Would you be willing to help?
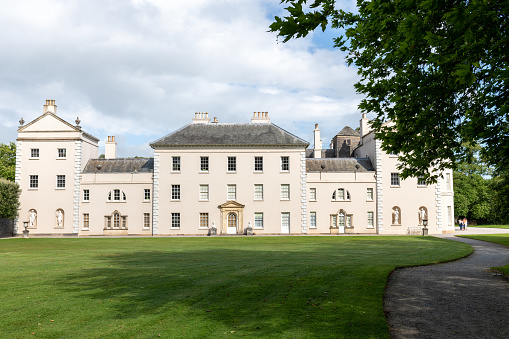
[468,225,509,228]
[0,237,471,338]
[457,234,509,277]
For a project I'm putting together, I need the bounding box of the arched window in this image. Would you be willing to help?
[105,211,128,230]
[332,188,351,201]
[228,213,237,229]
[107,190,126,202]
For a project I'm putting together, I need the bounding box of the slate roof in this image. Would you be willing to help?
[150,123,309,148]
[336,126,360,137]
[83,158,154,173]
[306,158,374,172]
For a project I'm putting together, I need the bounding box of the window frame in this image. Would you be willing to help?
[227,184,236,200]
[172,156,181,172]
[310,212,317,228]
[57,148,66,158]
[199,184,209,201]
[309,188,316,201]
[56,175,66,189]
[254,184,263,200]
[254,156,263,172]
[280,156,290,172]
[227,156,236,172]
[144,189,151,201]
[391,173,400,187]
[30,148,39,159]
[83,189,90,201]
[200,156,209,172]
[280,184,290,200]
[29,175,39,189]
[199,213,209,229]
[171,184,181,201]
[83,213,89,230]
[367,211,374,228]
[254,212,264,229]
[143,213,150,229]
[367,188,374,201]
[171,212,181,229]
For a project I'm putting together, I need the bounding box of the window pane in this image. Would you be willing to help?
[200,213,209,228]
[57,175,65,188]
[330,215,337,227]
[83,189,90,201]
[338,212,345,227]
[200,185,209,200]
[254,184,263,200]
[58,148,66,158]
[367,188,373,200]
[144,189,150,201]
[228,157,236,172]
[114,189,120,201]
[172,157,181,171]
[281,156,289,171]
[31,149,39,158]
[281,184,290,199]
[30,175,38,188]
[113,213,120,228]
[144,213,150,228]
[368,212,374,227]
[171,213,180,228]
[83,214,89,229]
[201,156,209,171]
[254,212,263,228]
[254,156,263,172]
[172,185,181,200]
[310,212,316,228]
[227,184,236,200]
[337,189,345,200]
[391,173,400,186]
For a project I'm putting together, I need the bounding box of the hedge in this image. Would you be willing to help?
[0,178,20,219]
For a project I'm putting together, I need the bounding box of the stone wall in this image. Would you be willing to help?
[0,218,14,238]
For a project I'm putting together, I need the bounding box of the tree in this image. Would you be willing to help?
[0,178,20,219]
[270,0,508,182]
[0,142,16,181]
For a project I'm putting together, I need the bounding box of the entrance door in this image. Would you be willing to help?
[281,212,290,233]
[227,213,237,234]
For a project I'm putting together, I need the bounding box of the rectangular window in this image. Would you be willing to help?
[143,213,150,229]
[121,216,127,229]
[29,175,38,189]
[281,212,290,232]
[254,212,264,229]
[171,185,181,200]
[227,156,236,172]
[448,206,452,226]
[144,189,150,201]
[83,213,89,230]
[367,188,374,200]
[254,156,263,172]
[57,148,66,158]
[391,173,400,186]
[446,173,451,191]
[254,184,263,200]
[309,188,316,201]
[30,149,39,158]
[338,213,345,227]
[281,156,289,171]
[114,189,121,201]
[346,215,352,227]
[200,185,209,200]
[200,213,209,228]
[227,184,236,200]
[113,213,120,229]
[281,184,290,200]
[310,212,317,228]
[417,177,426,186]
[200,156,209,172]
[337,188,345,200]
[367,212,374,228]
[105,216,111,229]
[171,213,180,228]
[172,156,181,172]
[330,215,337,227]
[56,175,65,188]
[83,189,90,201]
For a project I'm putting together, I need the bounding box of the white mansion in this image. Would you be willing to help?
[14,100,455,236]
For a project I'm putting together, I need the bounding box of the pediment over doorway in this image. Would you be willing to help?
[219,201,245,209]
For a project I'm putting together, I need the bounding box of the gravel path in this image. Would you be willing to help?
[385,230,509,339]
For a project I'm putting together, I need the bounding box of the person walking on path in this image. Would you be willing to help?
[463,217,468,230]
[385,233,509,338]
[459,218,464,230]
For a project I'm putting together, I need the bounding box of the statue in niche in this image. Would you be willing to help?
[56,210,64,228]
[393,207,401,225]
[29,210,37,228]
[419,207,427,225]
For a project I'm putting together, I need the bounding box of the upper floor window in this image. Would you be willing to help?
[30,149,39,158]
[57,148,66,158]
[254,184,263,200]
[144,189,150,201]
[227,184,236,200]
[29,175,38,189]
[83,189,90,201]
[309,188,316,201]
[446,173,451,191]
[172,156,181,172]
[200,156,209,172]
[281,156,289,171]
[171,184,181,200]
[200,185,209,200]
[227,157,236,172]
[391,173,400,186]
[281,184,290,200]
[107,189,126,201]
[56,175,66,188]
[332,188,351,201]
[254,156,263,172]
[417,177,426,186]
[367,188,374,201]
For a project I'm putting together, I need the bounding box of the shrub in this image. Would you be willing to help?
[0,178,20,219]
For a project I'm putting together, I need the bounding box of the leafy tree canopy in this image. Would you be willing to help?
[270,0,508,183]
[0,142,16,181]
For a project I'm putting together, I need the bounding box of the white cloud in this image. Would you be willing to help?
[0,0,364,151]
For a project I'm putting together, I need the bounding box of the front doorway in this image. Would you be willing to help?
[219,201,245,235]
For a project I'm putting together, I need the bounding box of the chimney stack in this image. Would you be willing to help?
[105,136,117,159]
[251,111,270,124]
[43,99,57,115]
[192,112,211,124]
[313,123,322,158]
[359,113,371,145]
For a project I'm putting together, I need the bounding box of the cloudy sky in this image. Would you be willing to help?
[0,0,363,157]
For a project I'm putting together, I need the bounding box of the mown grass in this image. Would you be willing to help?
[468,225,509,228]
[0,236,471,338]
[458,234,509,277]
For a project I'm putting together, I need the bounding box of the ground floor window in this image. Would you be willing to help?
[105,211,127,230]
[143,213,150,229]
[83,213,89,230]
[310,212,317,228]
[367,212,374,228]
[200,213,209,228]
[171,213,180,229]
[254,212,263,229]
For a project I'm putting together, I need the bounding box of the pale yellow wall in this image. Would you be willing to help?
[80,172,153,235]
[154,147,305,235]
[306,171,377,234]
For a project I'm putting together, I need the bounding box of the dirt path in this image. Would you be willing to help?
[385,232,509,339]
